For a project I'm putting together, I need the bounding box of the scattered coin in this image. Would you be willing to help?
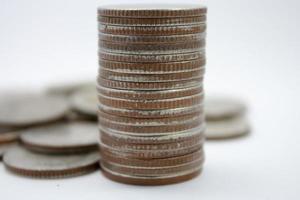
[3,146,100,178]
[0,94,70,127]
[70,87,97,117]
[205,96,246,120]
[0,143,17,159]
[20,122,99,154]
[205,117,250,139]
[0,127,20,144]
[46,81,95,96]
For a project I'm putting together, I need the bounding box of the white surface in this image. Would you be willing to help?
[0,0,300,199]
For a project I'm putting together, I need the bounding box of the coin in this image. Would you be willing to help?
[100,124,205,144]
[101,165,202,185]
[98,77,203,90]
[98,93,203,110]
[99,33,206,44]
[99,59,205,74]
[70,87,97,117]
[205,96,246,120]
[205,117,250,139]
[98,16,206,26]
[0,143,16,159]
[100,141,202,159]
[20,122,99,153]
[97,4,207,18]
[101,134,204,151]
[101,158,203,177]
[99,103,203,118]
[97,84,203,100]
[99,51,205,63]
[99,40,205,54]
[46,81,95,96]
[99,24,206,36]
[99,117,203,134]
[101,149,204,167]
[3,146,99,178]
[99,68,205,82]
[0,127,20,144]
[0,94,70,127]
[98,110,202,125]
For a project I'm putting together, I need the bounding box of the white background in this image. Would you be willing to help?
[0,0,300,199]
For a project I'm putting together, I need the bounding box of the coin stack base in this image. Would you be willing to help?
[98,4,207,185]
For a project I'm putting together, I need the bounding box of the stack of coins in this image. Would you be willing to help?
[98,4,207,185]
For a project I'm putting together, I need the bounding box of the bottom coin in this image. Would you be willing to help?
[205,117,250,139]
[3,146,100,178]
[101,165,202,185]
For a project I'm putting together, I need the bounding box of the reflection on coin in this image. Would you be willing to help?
[205,117,250,139]
[46,81,95,96]
[205,96,246,120]
[0,143,17,159]
[3,146,100,178]
[0,94,70,127]
[0,127,20,144]
[70,87,97,117]
[20,122,99,153]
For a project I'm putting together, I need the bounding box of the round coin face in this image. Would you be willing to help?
[0,94,70,127]
[70,87,98,117]
[3,146,100,178]
[20,122,99,153]
[205,117,250,139]
[205,96,246,120]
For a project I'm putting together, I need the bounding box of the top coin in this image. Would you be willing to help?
[0,93,70,127]
[98,4,207,18]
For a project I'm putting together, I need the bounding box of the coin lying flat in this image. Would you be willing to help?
[20,122,99,153]
[98,4,207,18]
[3,146,99,178]
[99,51,205,63]
[46,81,95,96]
[0,94,70,127]
[99,33,206,44]
[98,16,206,26]
[97,85,203,100]
[205,96,246,120]
[0,127,20,144]
[205,117,250,139]
[0,143,16,159]
[99,59,206,74]
[70,87,97,117]
[99,40,205,54]
[102,165,202,185]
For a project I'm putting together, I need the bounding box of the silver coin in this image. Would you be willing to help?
[20,122,99,153]
[205,96,246,120]
[205,116,250,139]
[70,87,98,117]
[0,143,16,159]
[46,81,95,96]
[0,94,70,127]
[3,146,100,178]
[0,127,20,144]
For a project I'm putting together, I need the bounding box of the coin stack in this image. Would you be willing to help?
[97,4,207,185]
